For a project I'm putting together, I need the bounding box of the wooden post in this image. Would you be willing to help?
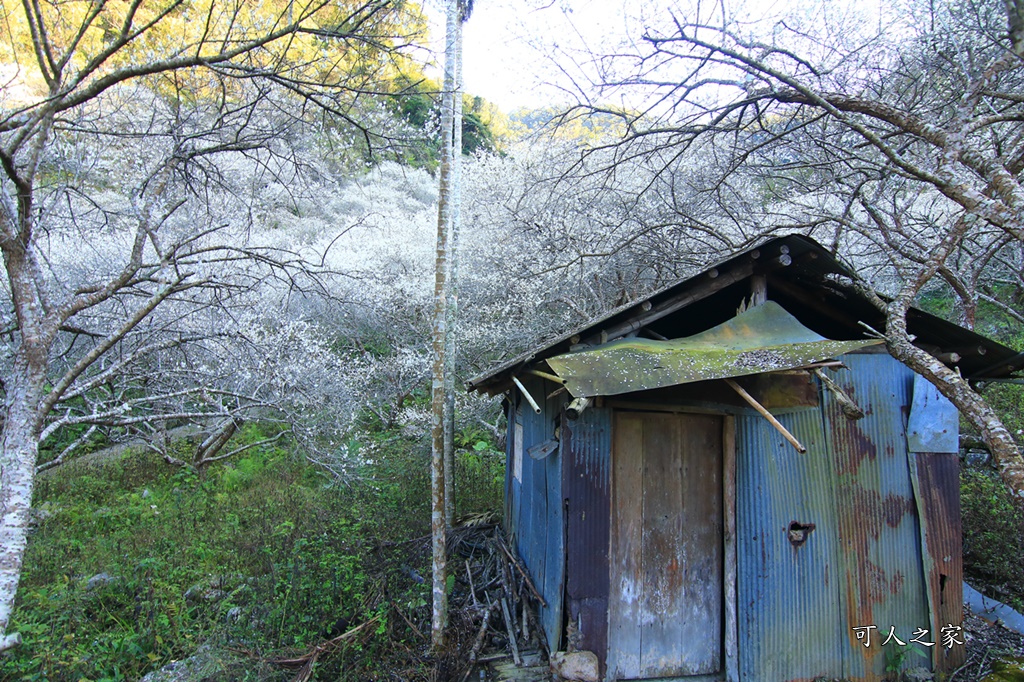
[723,415,738,682]
[725,379,806,453]
[750,274,767,307]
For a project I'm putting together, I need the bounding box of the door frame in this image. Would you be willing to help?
[605,403,738,682]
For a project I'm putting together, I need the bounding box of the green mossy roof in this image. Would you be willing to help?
[546,301,882,397]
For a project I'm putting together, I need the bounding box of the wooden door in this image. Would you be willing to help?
[609,411,723,680]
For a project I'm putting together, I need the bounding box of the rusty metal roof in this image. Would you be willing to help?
[546,301,883,397]
[467,234,1023,395]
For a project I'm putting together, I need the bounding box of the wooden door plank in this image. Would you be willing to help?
[609,413,644,679]
[678,414,723,675]
[639,413,685,677]
[676,414,723,674]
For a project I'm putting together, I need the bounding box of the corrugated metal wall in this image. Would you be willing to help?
[824,354,930,681]
[738,353,939,681]
[504,375,567,653]
[736,408,845,680]
[562,406,612,670]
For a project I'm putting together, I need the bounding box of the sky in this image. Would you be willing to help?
[421,0,890,113]
[422,0,636,111]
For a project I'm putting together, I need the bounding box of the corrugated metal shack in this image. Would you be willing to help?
[467,234,1024,682]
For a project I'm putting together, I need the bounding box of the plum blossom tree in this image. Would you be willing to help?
[547,0,1024,505]
[0,0,424,650]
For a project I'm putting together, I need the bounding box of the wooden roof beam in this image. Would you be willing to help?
[582,260,756,346]
[583,249,797,346]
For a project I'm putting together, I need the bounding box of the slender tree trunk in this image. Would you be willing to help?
[443,9,464,529]
[0,206,54,650]
[430,0,459,649]
[0,358,46,651]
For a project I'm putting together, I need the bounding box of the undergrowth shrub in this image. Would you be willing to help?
[961,466,1024,611]
[3,419,504,681]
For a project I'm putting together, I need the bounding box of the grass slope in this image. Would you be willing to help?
[2,423,504,681]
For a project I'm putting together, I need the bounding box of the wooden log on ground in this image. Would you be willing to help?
[501,597,522,666]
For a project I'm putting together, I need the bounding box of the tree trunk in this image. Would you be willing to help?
[443,9,465,529]
[885,312,1024,503]
[0,360,46,651]
[430,0,459,650]
[194,419,240,468]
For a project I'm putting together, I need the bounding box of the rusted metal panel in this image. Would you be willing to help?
[736,408,845,681]
[907,372,963,672]
[823,354,930,681]
[908,376,959,453]
[562,406,612,670]
[910,452,964,672]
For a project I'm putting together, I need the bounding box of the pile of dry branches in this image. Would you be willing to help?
[257,518,546,682]
[444,521,549,681]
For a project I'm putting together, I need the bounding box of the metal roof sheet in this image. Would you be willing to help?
[546,301,882,397]
[466,234,1023,395]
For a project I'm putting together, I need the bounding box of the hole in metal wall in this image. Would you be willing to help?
[788,521,816,547]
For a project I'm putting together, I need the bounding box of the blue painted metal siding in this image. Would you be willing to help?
[505,398,517,537]
[505,375,567,653]
[907,374,958,454]
[736,408,844,680]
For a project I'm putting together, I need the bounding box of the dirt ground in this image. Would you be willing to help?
[950,606,1024,681]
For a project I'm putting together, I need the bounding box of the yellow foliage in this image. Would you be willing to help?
[508,104,629,146]
[0,0,426,102]
[466,95,525,147]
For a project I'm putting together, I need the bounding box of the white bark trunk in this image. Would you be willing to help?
[430,0,459,650]
[0,360,45,651]
[443,9,464,529]
[1,200,54,649]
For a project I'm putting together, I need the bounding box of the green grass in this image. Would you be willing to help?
[3,421,505,681]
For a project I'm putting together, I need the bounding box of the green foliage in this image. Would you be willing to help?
[961,467,1024,611]
[452,425,505,516]
[386,74,501,169]
[883,642,929,678]
[461,111,495,155]
[5,419,505,680]
[981,656,1024,682]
